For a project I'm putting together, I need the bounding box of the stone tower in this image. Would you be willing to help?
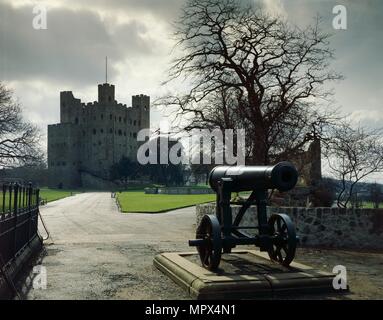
[47,83,150,189]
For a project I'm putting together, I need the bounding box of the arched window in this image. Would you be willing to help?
[93,129,96,135]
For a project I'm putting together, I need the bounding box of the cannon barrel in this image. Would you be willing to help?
[208,161,298,192]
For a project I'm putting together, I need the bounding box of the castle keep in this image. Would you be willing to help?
[48,83,150,188]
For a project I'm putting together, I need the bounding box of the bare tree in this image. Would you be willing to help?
[323,123,383,208]
[160,0,342,165]
[0,83,43,168]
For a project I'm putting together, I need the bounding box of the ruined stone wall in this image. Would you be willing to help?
[290,138,322,186]
[196,204,383,250]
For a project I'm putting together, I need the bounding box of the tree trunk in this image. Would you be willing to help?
[247,91,268,165]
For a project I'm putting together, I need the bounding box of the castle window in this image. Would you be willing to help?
[75,117,79,125]
[133,133,137,139]
[93,129,96,135]
[108,96,112,102]
[110,114,112,120]
[101,114,104,120]
[118,130,122,136]
[100,129,104,134]
[133,120,137,126]
[119,117,122,122]
[129,120,132,125]
[110,128,113,134]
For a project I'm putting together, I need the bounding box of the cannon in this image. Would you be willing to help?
[189,162,299,271]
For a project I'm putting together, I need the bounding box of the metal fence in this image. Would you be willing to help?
[0,183,40,268]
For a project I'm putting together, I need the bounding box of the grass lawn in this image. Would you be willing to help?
[39,188,78,203]
[0,188,78,212]
[116,191,215,213]
[360,202,383,209]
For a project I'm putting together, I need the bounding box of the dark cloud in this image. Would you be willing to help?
[1,0,383,149]
[70,0,183,21]
[0,1,156,85]
[274,0,383,122]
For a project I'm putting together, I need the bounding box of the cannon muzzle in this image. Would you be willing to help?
[208,161,298,192]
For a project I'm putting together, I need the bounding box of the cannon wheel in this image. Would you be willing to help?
[267,213,297,266]
[196,214,222,271]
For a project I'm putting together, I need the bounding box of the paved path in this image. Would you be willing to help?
[17,192,383,300]
[20,192,195,299]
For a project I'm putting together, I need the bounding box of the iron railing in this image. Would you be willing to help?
[0,183,40,268]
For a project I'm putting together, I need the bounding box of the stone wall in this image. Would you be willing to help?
[196,204,383,251]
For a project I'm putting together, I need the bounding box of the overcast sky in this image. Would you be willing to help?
[1,0,383,180]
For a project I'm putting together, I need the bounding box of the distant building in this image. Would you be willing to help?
[47,83,150,188]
